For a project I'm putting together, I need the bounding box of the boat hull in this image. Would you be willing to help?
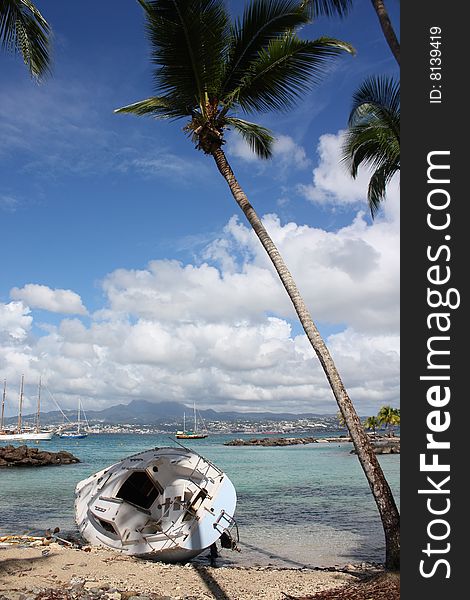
[0,431,54,441]
[75,446,237,561]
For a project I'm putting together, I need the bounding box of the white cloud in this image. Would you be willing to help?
[272,135,310,170]
[0,301,32,342]
[298,130,398,210]
[228,132,310,172]
[1,126,399,417]
[10,284,88,315]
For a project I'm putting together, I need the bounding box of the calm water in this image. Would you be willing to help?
[0,433,399,568]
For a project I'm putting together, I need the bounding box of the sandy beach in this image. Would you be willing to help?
[0,539,384,600]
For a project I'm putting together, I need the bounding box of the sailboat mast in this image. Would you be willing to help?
[193,401,197,433]
[17,374,24,433]
[77,399,81,433]
[1,379,6,432]
[36,377,42,432]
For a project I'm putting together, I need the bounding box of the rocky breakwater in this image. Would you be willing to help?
[0,444,80,467]
[350,437,400,455]
[224,436,318,447]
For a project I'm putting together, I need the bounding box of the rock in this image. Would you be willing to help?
[224,436,318,447]
[350,440,400,455]
[0,444,80,467]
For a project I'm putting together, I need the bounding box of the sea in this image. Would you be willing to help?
[0,432,399,568]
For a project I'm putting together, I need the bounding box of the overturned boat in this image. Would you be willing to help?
[75,446,237,562]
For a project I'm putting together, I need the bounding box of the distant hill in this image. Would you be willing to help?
[4,399,333,426]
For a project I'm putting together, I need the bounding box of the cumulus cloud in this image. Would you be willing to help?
[0,198,398,417]
[10,284,87,315]
[1,123,400,416]
[298,130,397,209]
[0,301,32,342]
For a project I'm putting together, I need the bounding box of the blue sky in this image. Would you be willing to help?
[0,0,400,417]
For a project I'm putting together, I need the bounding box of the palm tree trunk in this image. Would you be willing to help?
[371,0,400,65]
[211,147,400,570]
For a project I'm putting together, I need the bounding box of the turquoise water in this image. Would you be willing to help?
[0,433,399,568]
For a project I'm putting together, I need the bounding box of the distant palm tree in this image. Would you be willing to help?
[304,0,399,65]
[378,405,400,437]
[0,0,51,79]
[342,75,400,217]
[116,0,400,570]
[364,415,380,436]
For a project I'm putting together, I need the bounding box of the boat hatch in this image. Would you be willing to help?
[88,512,119,539]
[116,471,162,509]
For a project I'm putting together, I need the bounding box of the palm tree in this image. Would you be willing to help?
[378,405,400,437]
[303,0,399,65]
[116,0,400,570]
[0,0,51,79]
[342,75,399,217]
[364,415,379,436]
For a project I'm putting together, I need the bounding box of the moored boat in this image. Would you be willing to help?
[75,446,237,561]
[175,401,208,439]
[57,399,89,439]
[0,376,54,441]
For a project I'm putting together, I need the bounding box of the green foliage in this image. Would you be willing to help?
[342,75,400,217]
[0,0,51,79]
[364,415,379,433]
[302,0,352,18]
[116,0,353,158]
[377,405,400,436]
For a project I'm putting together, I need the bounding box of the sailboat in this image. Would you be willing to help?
[58,399,89,439]
[0,376,54,441]
[175,401,208,439]
[75,446,238,561]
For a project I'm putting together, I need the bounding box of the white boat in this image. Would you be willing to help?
[176,402,208,439]
[0,376,54,442]
[75,446,237,562]
[58,399,89,439]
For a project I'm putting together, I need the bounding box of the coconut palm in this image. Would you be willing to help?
[116,0,400,570]
[0,0,51,79]
[364,415,379,436]
[378,405,400,437]
[303,0,399,65]
[342,75,400,217]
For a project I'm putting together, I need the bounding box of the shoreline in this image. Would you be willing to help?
[0,541,386,600]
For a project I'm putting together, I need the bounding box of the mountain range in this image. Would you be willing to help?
[5,399,333,426]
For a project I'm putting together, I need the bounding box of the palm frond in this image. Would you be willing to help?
[367,164,393,217]
[222,0,311,99]
[343,122,399,176]
[0,0,51,79]
[349,75,400,138]
[114,95,193,120]
[138,0,229,111]
[342,76,400,218]
[231,35,354,113]
[302,0,352,18]
[226,117,274,159]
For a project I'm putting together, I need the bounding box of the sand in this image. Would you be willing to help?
[0,542,365,600]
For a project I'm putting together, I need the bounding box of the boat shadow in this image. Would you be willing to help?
[194,565,232,600]
[0,551,52,575]
[236,540,313,569]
